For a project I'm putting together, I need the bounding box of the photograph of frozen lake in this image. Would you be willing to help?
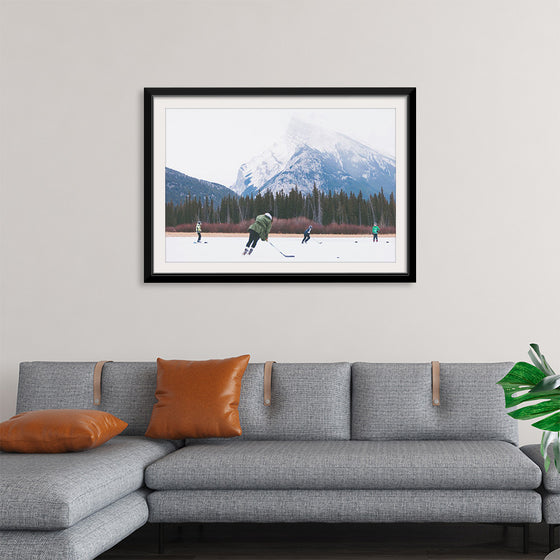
[163,104,398,266]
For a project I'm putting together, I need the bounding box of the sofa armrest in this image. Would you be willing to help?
[522,444,560,493]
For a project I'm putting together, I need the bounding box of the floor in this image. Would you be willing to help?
[99,522,553,559]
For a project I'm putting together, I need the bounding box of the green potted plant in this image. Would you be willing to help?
[498,343,560,472]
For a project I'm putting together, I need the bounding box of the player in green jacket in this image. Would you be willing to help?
[243,212,273,255]
[372,223,380,243]
[195,221,202,243]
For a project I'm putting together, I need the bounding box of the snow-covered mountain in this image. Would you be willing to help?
[230,119,396,197]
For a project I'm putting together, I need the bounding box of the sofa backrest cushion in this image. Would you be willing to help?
[17,361,352,440]
[351,362,517,445]
[17,362,158,436]
[236,362,351,440]
[17,362,95,412]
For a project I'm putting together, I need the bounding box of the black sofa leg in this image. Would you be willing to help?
[523,523,529,554]
[550,524,558,553]
[158,523,165,555]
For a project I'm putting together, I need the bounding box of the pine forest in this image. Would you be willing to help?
[166,186,396,235]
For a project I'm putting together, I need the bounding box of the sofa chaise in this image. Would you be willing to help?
[0,361,544,559]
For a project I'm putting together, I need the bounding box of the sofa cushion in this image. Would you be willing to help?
[543,493,560,524]
[17,362,160,436]
[0,436,177,530]
[0,490,149,560]
[97,362,159,436]
[522,444,560,493]
[352,363,518,444]
[234,362,351,440]
[145,440,540,491]
[0,409,127,453]
[17,362,96,413]
[145,356,249,439]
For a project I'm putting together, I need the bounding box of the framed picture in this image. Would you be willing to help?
[145,87,415,282]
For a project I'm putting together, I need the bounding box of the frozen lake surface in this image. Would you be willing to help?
[166,235,396,263]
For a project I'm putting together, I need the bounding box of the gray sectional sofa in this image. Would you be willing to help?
[0,361,545,559]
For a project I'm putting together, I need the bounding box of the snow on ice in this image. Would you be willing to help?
[166,236,396,264]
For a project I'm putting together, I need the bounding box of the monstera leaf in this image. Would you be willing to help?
[497,344,560,472]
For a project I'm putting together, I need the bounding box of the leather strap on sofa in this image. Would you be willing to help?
[93,361,113,405]
[264,361,276,406]
[431,361,440,406]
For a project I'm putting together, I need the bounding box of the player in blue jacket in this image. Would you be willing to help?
[302,225,312,244]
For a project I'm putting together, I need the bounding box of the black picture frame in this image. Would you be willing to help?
[145,87,416,283]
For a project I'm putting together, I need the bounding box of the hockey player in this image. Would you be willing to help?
[302,225,312,244]
[196,221,202,243]
[243,212,273,255]
[372,223,380,243]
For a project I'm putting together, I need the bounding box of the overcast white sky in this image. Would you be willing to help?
[166,108,395,187]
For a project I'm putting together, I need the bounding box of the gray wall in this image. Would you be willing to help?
[1,0,559,445]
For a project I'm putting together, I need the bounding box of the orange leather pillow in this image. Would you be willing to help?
[0,409,128,453]
[145,355,250,439]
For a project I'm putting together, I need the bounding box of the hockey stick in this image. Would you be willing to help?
[312,238,323,245]
[268,240,295,258]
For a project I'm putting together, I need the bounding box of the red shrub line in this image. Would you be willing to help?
[168,221,253,234]
[166,218,395,235]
